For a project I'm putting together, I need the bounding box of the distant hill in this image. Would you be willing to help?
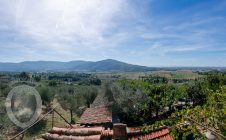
[0,59,155,72]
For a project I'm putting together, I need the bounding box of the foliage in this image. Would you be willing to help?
[27,119,47,135]
[48,81,57,87]
[57,85,86,123]
[189,86,226,135]
[36,85,54,107]
[170,86,226,138]
[0,83,10,97]
[186,81,207,105]
[206,72,226,91]
[48,73,91,81]
[83,86,98,107]
[113,79,188,123]
[171,124,205,140]
[143,75,168,84]
[112,80,149,123]
[112,72,225,138]
[48,73,101,85]
[0,71,225,139]
[89,78,101,85]
[0,100,15,138]
[33,76,41,82]
[141,118,177,133]
[19,72,30,81]
[78,77,102,86]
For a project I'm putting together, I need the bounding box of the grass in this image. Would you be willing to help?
[151,71,203,79]
[96,71,203,80]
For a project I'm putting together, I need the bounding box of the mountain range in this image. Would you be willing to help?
[0,59,155,72]
[0,59,225,72]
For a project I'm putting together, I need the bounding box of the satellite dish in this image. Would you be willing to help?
[205,130,216,140]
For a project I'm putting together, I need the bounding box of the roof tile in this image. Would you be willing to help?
[128,127,173,140]
[78,106,112,124]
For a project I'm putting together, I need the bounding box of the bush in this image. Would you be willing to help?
[37,86,54,107]
[27,119,47,135]
[34,76,41,82]
[48,81,57,87]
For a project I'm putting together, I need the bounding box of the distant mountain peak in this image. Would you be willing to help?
[101,59,119,61]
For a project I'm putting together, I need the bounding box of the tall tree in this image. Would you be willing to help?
[186,81,206,105]
[147,85,165,118]
[206,73,225,91]
[112,80,149,123]
[19,72,30,81]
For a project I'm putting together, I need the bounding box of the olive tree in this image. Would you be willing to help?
[36,85,54,109]
[58,86,84,124]
[82,86,98,108]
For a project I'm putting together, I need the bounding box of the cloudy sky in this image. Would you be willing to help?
[0,0,226,66]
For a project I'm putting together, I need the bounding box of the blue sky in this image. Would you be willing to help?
[0,0,226,66]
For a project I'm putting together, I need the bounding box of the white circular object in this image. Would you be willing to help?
[205,130,216,140]
[5,85,42,128]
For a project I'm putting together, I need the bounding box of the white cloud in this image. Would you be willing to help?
[0,0,140,62]
[2,0,130,49]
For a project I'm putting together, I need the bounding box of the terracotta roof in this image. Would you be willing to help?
[48,126,104,136]
[128,127,173,140]
[41,124,172,140]
[42,126,113,140]
[78,106,112,124]
[42,133,101,140]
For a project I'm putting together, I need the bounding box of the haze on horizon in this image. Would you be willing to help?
[0,0,226,67]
